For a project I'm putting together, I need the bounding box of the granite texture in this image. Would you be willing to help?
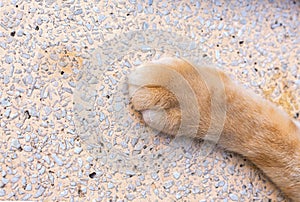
[0,0,299,201]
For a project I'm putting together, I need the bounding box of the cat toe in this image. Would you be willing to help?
[142,107,181,135]
[130,86,178,111]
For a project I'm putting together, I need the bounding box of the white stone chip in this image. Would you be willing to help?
[10,139,21,149]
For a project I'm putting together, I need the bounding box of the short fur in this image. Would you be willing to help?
[128,57,300,201]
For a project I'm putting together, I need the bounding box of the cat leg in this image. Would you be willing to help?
[127,57,300,201]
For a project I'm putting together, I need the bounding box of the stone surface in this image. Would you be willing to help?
[0,0,298,201]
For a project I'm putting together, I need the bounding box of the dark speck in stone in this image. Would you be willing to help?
[89,172,96,179]
[24,110,31,119]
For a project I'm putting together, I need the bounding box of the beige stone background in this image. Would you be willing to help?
[0,0,299,201]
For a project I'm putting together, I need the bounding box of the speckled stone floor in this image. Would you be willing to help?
[0,0,299,201]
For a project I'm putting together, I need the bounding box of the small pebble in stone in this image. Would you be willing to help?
[175,192,182,199]
[21,53,30,59]
[51,154,64,166]
[22,194,32,200]
[228,165,235,175]
[87,156,94,163]
[125,170,136,177]
[4,109,11,118]
[74,147,83,154]
[5,55,13,64]
[151,172,159,180]
[43,156,50,165]
[10,112,19,120]
[2,178,9,185]
[74,9,83,15]
[108,182,114,189]
[164,180,174,189]
[1,98,11,107]
[21,177,26,187]
[229,193,239,201]
[11,175,20,183]
[39,166,46,175]
[216,180,225,188]
[25,183,32,191]
[192,186,200,194]
[173,171,181,179]
[60,190,68,197]
[34,186,45,198]
[10,139,21,149]
[23,145,32,152]
[131,138,138,147]
[126,193,135,201]
[0,189,5,197]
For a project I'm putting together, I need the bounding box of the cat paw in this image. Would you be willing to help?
[130,86,181,135]
[127,58,186,135]
[127,57,228,138]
